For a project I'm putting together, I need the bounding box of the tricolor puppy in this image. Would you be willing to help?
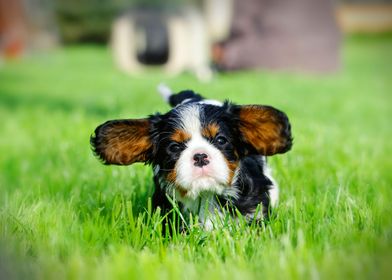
[91,86,292,229]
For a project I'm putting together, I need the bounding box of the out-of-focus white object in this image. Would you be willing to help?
[111,0,233,82]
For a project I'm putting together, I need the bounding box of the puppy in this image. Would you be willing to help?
[91,86,292,229]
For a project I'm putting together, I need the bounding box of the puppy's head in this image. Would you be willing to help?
[91,102,292,199]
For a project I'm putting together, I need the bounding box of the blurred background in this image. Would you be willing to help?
[1,0,391,78]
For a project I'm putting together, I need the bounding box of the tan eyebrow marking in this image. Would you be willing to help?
[201,123,220,139]
[171,129,191,143]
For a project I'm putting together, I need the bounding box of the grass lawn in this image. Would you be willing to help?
[0,35,391,280]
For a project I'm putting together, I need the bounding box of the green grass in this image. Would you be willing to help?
[0,35,391,279]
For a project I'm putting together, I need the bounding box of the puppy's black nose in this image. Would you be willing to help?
[193,153,209,167]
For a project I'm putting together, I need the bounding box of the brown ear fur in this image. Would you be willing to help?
[90,119,152,165]
[238,105,292,156]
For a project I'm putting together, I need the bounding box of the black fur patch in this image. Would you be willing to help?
[168,90,203,107]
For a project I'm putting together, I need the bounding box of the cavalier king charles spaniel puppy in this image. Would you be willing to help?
[91,85,292,230]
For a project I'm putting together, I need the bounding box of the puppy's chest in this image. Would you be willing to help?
[178,193,225,229]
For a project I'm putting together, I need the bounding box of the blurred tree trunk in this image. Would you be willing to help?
[219,0,341,73]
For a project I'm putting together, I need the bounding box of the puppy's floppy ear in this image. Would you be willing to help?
[90,118,153,165]
[233,105,292,156]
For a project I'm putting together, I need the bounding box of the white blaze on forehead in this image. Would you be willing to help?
[177,104,202,136]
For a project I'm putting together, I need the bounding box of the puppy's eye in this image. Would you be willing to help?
[168,143,182,153]
[215,136,228,146]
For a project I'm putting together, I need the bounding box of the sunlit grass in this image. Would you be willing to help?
[0,35,391,279]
